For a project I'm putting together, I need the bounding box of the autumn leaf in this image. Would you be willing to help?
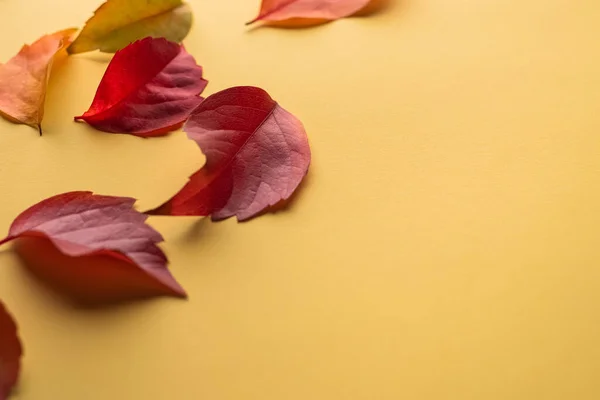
[0,29,76,135]
[0,192,186,300]
[0,302,22,400]
[67,0,192,54]
[147,86,311,221]
[247,0,375,25]
[75,37,207,137]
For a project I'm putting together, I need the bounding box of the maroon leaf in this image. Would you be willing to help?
[147,86,311,221]
[0,192,186,299]
[75,37,207,137]
[0,302,22,400]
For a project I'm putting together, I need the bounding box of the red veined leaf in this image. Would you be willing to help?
[147,86,311,221]
[0,302,22,400]
[247,0,376,26]
[75,37,207,137]
[0,192,186,300]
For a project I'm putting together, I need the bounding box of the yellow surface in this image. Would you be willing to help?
[0,0,600,398]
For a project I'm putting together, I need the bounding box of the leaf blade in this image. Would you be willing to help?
[68,0,192,54]
[248,0,373,25]
[0,29,77,132]
[147,86,311,221]
[1,191,186,299]
[0,302,22,400]
[75,37,207,137]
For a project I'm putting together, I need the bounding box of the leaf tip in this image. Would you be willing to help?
[246,16,260,25]
[173,287,188,299]
[144,203,169,216]
[65,42,79,55]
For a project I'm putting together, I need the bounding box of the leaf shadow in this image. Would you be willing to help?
[178,217,212,245]
[148,171,313,249]
[356,0,394,17]
[246,18,330,31]
[10,237,185,310]
[70,52,114,64]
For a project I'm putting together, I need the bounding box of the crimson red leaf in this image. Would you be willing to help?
[147,86,311,221]
[0,302,22,400]
[0,192,186,299]
[74,37,207,137]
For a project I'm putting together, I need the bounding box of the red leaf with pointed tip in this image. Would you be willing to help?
[0,302,22,400]
[147,86,311,221]
[0,192,185,299]
[247,0,375,25]
[75,37,207,137]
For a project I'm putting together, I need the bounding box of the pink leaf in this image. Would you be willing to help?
[247,0,376,25]
[0,302,22,400]
[147,86,311,221]
[0,192,186,299]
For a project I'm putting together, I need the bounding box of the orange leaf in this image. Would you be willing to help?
[0,29,77,134]
[247,0,375,26]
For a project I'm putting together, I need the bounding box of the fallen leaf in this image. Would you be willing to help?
[147,86,311,221]
[0,191,186,299]
[0,29,77,134]
[67,0,193,54]
[75,37,207,137]
[247,0,374,25]
[0,302,22,400]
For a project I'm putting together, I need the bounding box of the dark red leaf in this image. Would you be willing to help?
[0,192,186,299]
[74,37,207,137]
[147,86,311,221]
[0,302,22,400]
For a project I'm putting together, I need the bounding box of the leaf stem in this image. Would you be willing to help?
[0,237,14,247]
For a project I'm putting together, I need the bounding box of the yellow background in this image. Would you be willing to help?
[0,0,599,398]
